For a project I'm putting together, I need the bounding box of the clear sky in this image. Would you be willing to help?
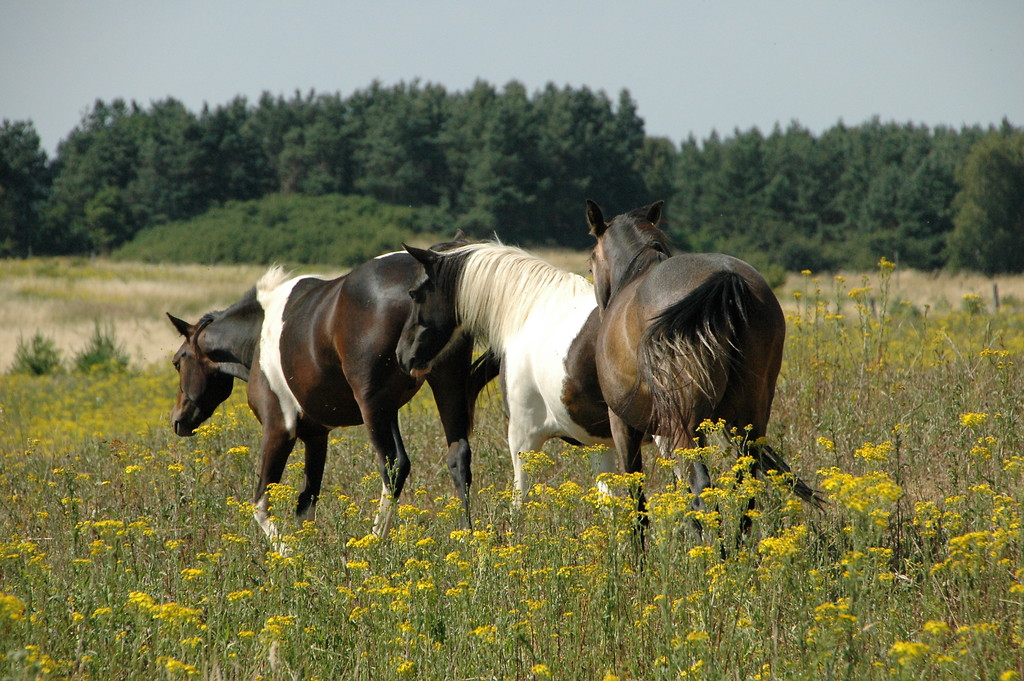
[2,0,1022,155]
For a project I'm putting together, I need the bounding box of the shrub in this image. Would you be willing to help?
[9,332,63,375]
[73,323,130,373]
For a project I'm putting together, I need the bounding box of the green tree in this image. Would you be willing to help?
[84,186,133,252]
[636,137,677,206]
[126,98,205,226]
[948,128,1024,273]
[45,99,142,252]
[351,81,450,206]
[0,120,51,256]
[532,84,646,246]
[195,96,275,203]
[448,80,543,237]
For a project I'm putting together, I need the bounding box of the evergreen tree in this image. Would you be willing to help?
[948,128,1024,273]
[0,120,50,256]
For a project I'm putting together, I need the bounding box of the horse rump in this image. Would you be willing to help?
[636,270,752,446]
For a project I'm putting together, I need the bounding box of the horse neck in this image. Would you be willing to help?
[606,226,670,300]
[201,293,264,371]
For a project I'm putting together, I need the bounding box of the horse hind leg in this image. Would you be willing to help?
[658,431,713,542]
[507,415,549,509]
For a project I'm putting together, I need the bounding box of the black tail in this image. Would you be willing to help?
[753,442,827,510]
[637,270,751,445]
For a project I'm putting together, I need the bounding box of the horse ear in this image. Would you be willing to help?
[646,200,665,226]
[586,199,607,237]
[167,313,193,338]
[403,243,440,273]
[452,229,467,241]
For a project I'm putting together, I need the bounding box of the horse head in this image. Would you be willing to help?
[167,313,239,436]
[396,245,460,377]
[586,199,668,310]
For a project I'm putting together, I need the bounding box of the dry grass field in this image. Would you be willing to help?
[2,254,1022,372]
[0,259,341,371]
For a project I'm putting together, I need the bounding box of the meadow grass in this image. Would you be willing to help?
[1,259,1023,680]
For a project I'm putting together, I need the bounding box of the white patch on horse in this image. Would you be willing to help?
[257,268,319,436]
[438,242,618,499]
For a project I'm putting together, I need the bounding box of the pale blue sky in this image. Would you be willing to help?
[2,0,1022,155]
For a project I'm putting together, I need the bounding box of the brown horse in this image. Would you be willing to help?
[585,200,822,534]
[168,246,496,543]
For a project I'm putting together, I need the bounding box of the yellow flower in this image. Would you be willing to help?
[817,467,902,516]
[758,525,808,560]
[688,545,714,559]
[470,624,498,644]
[686,630,710,644]
[262,614,297,639]
[531,664,552,677]
[854,441,893,463]
[1,592,26,621]
[889,641,930,665]
[346,534,380,550]
[158,655,199,676]
[960,412,989,428]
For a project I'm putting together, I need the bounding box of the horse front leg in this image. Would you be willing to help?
[608,411,647,551]
[252,422,297,546]
[425,342,477,530]
[364,412,411,539]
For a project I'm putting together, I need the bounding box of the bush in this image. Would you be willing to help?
[112,194,438,266]
[10,332,63,375]
[73,323,130,373]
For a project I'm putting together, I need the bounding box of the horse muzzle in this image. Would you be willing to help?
[172,418,197,437]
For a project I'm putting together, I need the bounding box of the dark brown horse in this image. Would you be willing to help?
[168,246,496,543]
[585,200,822,532]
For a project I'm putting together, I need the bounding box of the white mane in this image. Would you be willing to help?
[450,242,593,353]
[256,265,292,307]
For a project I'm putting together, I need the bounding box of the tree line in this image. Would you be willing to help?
[1,79,1022,272]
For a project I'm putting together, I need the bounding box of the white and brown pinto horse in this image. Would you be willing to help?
[168,246,495,542]
[585,199,823,532]
[395,242,619,500]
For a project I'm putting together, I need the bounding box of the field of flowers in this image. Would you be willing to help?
[2,260,1023,680]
